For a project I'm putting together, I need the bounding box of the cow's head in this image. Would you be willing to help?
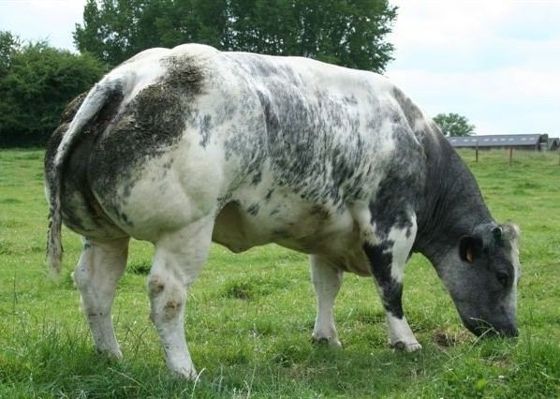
[436,223,520,337]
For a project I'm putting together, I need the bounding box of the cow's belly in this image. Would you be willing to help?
[212,196,372,276]
[212,200,343,253]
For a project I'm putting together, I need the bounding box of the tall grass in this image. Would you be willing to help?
[0,149,559,398]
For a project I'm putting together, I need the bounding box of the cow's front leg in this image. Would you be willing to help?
[363,221,421,352]
[73,237,129,358]
[148,217,214,379]
[310,255,343,347]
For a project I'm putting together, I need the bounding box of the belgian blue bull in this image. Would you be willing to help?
[45,44,520,378]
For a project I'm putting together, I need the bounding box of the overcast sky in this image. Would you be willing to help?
[1,0,559,136]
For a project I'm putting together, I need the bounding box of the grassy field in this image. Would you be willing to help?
[0,148,559,398]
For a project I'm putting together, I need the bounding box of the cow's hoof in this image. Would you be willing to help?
[311,335,342,348]
[170,366,198,380]
[391,341,422,352]
[96,347,123,360]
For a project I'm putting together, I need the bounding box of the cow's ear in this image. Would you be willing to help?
[459,236,483,263]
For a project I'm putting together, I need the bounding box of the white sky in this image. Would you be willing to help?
[0,0,559,136]
[386,0,560,136]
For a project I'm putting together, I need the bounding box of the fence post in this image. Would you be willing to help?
[509,147,513,166]
[475,142,479,162]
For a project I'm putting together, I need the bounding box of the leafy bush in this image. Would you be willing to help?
[0,32,105,147]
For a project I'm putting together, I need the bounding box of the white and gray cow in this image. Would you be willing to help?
[45,44,520,378]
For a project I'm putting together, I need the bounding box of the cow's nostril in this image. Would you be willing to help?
[500,326,518,338]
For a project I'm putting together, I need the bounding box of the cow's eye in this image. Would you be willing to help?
[496,271,509,288]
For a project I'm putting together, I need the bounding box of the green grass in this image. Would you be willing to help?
[1,148,559,398]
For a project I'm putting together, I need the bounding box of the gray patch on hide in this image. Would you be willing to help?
[368,122,425,235]
[392,87,424,134]
[89,55,206,211]
[199,114,212,147]
[265,189,274,201]
[247,203,260,216]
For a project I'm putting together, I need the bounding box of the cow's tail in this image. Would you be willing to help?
[47,78,126,278]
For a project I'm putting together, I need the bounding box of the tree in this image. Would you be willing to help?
[0,31,21,77]
[74,0,397,72]
[433,113,475,137]
[0,39,105,147]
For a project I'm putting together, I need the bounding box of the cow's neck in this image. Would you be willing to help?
[413,133,493,263]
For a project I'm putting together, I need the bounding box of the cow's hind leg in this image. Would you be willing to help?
[73,237,129,358]
[148,217,214,379]
[364,219,421,352]
[310,255,343,347]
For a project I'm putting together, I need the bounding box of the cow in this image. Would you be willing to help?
[45,44,520,379]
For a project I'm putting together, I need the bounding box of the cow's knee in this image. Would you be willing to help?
[148,274,165,296]
[148,273,186,324]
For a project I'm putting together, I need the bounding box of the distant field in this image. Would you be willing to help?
[0,148,559,398]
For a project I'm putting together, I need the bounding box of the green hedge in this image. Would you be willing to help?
[0,38,105,147]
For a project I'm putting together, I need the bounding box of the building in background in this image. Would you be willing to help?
[447,134,553,151]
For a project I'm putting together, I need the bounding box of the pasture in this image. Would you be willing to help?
[0,148,559,398]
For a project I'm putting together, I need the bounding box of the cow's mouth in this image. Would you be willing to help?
[461,316,518,338]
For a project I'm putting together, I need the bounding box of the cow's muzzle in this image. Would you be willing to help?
[462,317,518,338]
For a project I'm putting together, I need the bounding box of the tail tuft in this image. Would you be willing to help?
[47,206,63,279]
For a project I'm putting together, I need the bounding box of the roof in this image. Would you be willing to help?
[447,134,548,148]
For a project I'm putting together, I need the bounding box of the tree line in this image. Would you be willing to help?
[74,0,397,72]
[0,0,472,147]
[0,0,397,147]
